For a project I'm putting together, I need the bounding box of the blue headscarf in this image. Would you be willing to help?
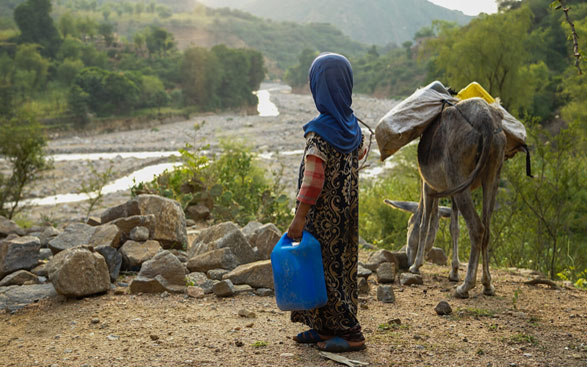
[303,53,362,154]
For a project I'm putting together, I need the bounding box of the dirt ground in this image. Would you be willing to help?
[1,259,585,367]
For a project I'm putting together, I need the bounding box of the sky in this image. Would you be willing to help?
[427,0,498,16]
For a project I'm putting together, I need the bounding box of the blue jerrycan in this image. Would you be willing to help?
[271,231,328,311]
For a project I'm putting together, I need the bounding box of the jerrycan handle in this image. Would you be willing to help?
[276,231,316,250]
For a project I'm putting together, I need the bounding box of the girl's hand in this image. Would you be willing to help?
[287,202,312,240]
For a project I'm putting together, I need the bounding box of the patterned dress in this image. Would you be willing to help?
[291,133,364,342]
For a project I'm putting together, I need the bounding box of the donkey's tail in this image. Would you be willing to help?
[430,104,494,198]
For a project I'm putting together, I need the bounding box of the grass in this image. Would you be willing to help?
[251,341,267,348]
[506,333,538,345]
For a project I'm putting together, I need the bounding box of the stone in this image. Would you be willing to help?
[242,221,263,238]
[94,245,122,283]
[111,215,155,238]
[47,246,110,298]
[138,251,186,286]
[39,227,61,247]
[135,195,188,249]
[400,273,424,286]
[186,272,216,294]
[213,279,235,297]
[0,283,58,312]
[376,262,395,284]
[185,219,197,227]
[119,240,162,270]
[426,247,448,265]
[89,224,123,249]
[188,222,240,258]
[435,300,452,315]
[211,230,256,265]
[0,270,40,287]
[359,237,377,250]
[234,284,254,294]
[168,249,188,263]
[248,223,281,260]
[186,205,210,221]
[39,248,53,261]
[0,216,25,238]
[130,226,150,241]
[364,249,397,271]
[100,199,141,224]
[377,285,395,303]
[357,264,372,278]
[238,309,256,318]
[222,260,273,289]
[0,236,41,278]
[31,263,49,277]
[358,277,370,295]
[187,286,205,298]
[187,248,239,273]
[255,288,274,297]
[129,275,167,294]
[207,268,229,280]
[86,216,101,226]
[48,223,96,255]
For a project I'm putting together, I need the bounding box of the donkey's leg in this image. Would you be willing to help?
[448,197,460,282]
[407,186,425,267]
[481,172,501,296]
[409,184,438,274]
[452,190,484,298]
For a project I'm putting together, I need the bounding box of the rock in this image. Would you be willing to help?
[39,248,53,261]
[100,200,140,224]
[31,263,49,277]
[248,223,281,260]
[364,249,397,271]
[0,270,40,286]
[86,216,101,226]
[188,222,240,258]
[48,223,96,255]
[0,283,58,312]
[111,215,155,238]
[359,237,377,250]
[39,227,61,247]
[186,205,210,221]
[119,240,162,270]
[242,221,263,238]
[89,224,122,249]
[376,262,395,284]
[185,219,197,227]
[392,250,410,271]
[234,284,254,294]
[426,247,448,265]
[207,269,229,280]
[211,230,256,265]
[130,226,150,241]
[186,272,217,294]
[135,195,188,249]
[168,249,188,263]
[255,288,273,297]
[400,273,424,286]
[358,277,370,295]
[213,279,235,297]
[94,245,122,282]
[0,236,41,278]
[138,250,186,286]
[47,246,110,298]
[434,300,452,315]
[0,216,25,238]
[222,260,273,289]
[129,275,184,294]
[187,286,205,298]
[357,264,372,279]
[238,309,256,318]
[377,285,395,303]
[187,248,239,273]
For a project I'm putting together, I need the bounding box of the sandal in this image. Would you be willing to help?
[317,336,366,352]
[293,329,327,344]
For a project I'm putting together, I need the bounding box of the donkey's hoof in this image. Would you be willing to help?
[483,285,495,296]
[454,286,469,299]
[448,272,459,282]
[408,265,420,274]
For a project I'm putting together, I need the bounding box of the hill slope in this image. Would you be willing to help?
[198,0,472,45]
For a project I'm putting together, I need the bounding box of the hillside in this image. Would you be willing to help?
[198,0,472,45]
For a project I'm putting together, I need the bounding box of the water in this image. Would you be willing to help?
[51,151,180,162]
[254,90,279,117]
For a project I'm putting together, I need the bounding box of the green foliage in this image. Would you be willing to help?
[0,108,50,219]
[284,48,317,89]
[251,341,267,348]
[14,0,62,58]
[145,26,175,58]
[13,43,50,98]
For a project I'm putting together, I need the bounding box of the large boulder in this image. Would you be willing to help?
[119,240,162,270]
[100,199,141,224]
[248,223,281,260]
[0,270,40,286]
[211,230,256,265]
[0,283,58,312]
[0,216,25,238]
[47,246,110,297]
[185,205,210,221]
[111,215,155,238]
[188,222,240,258]
[242,221,263,238]
[94,245,122,282]
[0,236,41,278]
[48,223,96,255]
[138,250,186,286]
[89,224,122,249]
[187,248,239,273]
[135,195,188,249]
[222,260,273,289]
[365,249,409,272]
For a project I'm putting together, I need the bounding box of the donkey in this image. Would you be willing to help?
[394,97,506,298]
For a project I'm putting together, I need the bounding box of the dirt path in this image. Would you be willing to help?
[1,262,585,367]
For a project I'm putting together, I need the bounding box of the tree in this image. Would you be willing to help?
[146,26,175,58]
[0,109,50,219]
[284,48,318,89]
[212,45,256,108]
[13,43,49,97]
[181,47,221,108]
[57,12,78,39]
[13,0,62,58]
[98,22,115,47]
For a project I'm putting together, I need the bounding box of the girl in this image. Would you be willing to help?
[287,52,366,352]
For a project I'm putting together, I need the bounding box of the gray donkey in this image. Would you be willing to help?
[390,97,506,298]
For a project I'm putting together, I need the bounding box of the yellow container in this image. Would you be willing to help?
[457,82,495,104]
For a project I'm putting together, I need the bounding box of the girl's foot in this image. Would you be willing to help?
[292,329,332,344]
[316,337,366,352]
